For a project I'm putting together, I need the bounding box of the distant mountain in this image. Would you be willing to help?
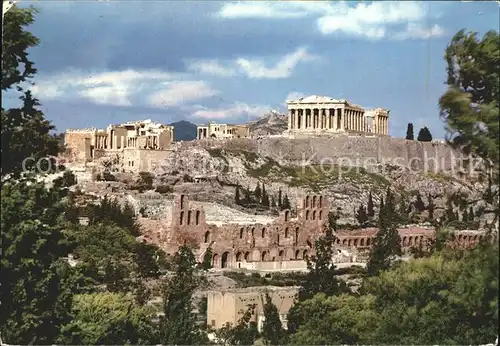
[169,120,197,142]
[248,110,288,136]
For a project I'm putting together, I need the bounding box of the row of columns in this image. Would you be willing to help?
[197,127,208,139]
[374,115,388,135]
[288,108,366,132]
[127,137,138,147]
[95,135,108,149]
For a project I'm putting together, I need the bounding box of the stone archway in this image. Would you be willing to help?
[261,251,269,262]
[212,253,220,268]
[278,250,285,260]
[295,249,300,260]
[221,251,230,269]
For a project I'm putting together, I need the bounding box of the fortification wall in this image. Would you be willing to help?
[183,136,463,172]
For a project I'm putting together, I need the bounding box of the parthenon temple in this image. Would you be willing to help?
[286,95,389,135]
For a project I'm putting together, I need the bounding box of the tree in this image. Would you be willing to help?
[439,30,499,180]
[367,191,375,217]
[462,209,469,223]
[262,293,286,345]
[282,194,291,210]
[214,304,259,345]
[417,126,433,142]
[1,6,61,178]
[414,192,425,212]
[289,293,377,345]
[57,293,157,345]
[379,196,384,212]
[427,194,435,221]
[278,188,283,209]
[367,188,402,276]
[469,206,475,221]
[235,184,241,205]
[254,182,262,202]
[244,185,252,205]
[356,204,369,226]
[199,246,213,271]
[159,245,208,345]
[0,179,76,344]
[405,123,414,140]
[301,226,347,299]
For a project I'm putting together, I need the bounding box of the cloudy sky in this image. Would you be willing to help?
[5,1,499,138]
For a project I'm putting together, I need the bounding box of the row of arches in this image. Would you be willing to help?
[236,226,301,244]
[305,209,322,221]
[305,195,323,208]
[179,210,201,226]
[211,248,312,268]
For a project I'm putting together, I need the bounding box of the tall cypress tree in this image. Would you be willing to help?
[235,184,241,205]
[278,188,283,209]
[417,126,433,142]
[254,183,262,202]
[262,294,286,345]
[367,191,375,217]
[428,194,435,221]
[405,122,414,140]
[367,187,402,276]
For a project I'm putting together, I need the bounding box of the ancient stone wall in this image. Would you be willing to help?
[160,194,487,268]
[64,130,95,163]
[167,193,328,268]
[182,136,464,173]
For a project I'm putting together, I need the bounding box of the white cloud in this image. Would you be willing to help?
[31,69,218,108]
[284,91,306,104]
[186,60,237,77]
[148,81,220,107]
[187,47,315,80]
[217,1,445,40]
[394,24,445,40]
[191,102,270,121]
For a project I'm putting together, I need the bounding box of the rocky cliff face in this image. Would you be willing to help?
[248,111,287,136]
[146,146,491,225]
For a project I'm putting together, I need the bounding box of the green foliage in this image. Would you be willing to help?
[199,246,213,271]
[356,204,369,226]
[367,188,402,276]
[214,304,259,345]
[254,182,262,201]
[440,30,499,172]
[367,191,375,217]
[290,242,499,345]
[1,6,61,178]
[235,184,241,205]
[427,193,435,221]
[289,293,377,345]
[160,245,208,345]
[405,122,414,140]
[57,292,158,345]
[0,179,75,344]
[281,194,291,210]
[417,126,433,141]
[86,195,141,237]
[262,293,287,345]
[414,192,425,212]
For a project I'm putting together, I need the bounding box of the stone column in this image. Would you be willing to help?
[328,108,337,129]
[288,110,292,130]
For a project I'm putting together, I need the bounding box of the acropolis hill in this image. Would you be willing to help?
[61,94,492,271]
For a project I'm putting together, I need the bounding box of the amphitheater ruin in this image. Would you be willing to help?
[139,193,487,270]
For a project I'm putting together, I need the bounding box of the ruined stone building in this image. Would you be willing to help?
[286,95,389,136]
[196,121,250,140]
[147,193,486,270]
[64,119,174,171]
[207,286,300,331]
